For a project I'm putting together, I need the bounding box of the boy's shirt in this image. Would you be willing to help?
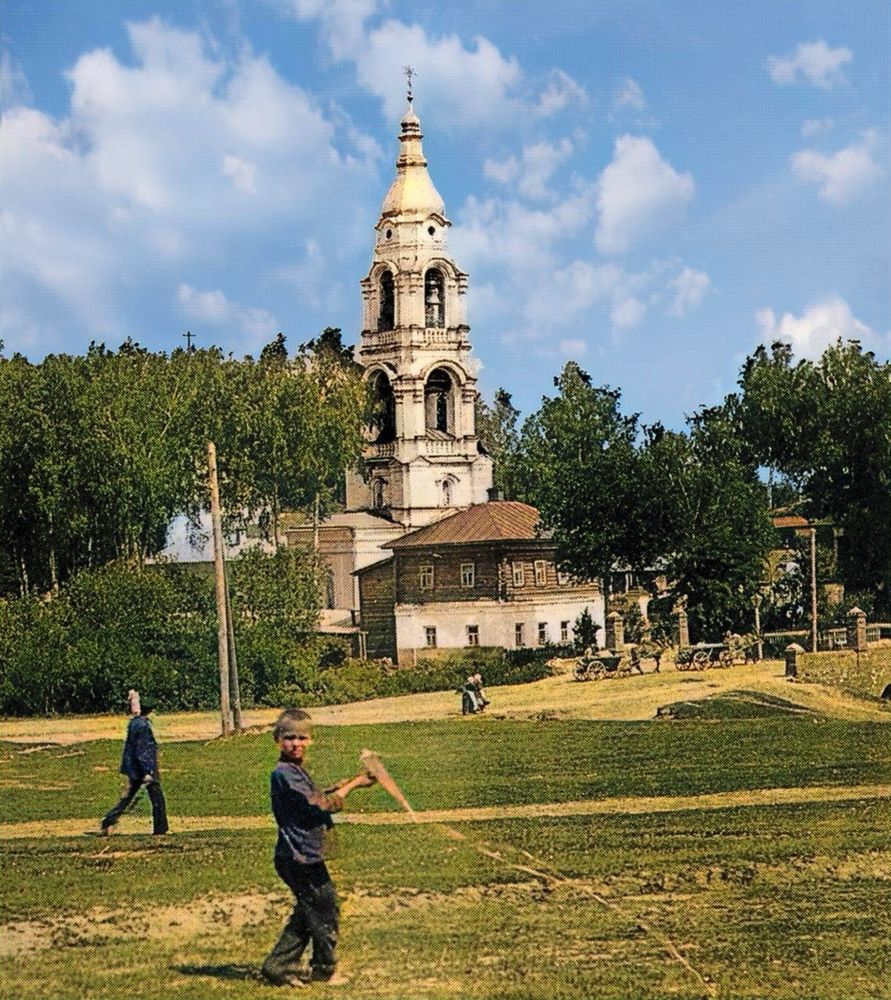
[270,759,344,864]
[120,715,158,779]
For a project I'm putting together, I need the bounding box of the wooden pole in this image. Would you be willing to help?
[223,560,243,733]
[208,441,232,736]
[809,526,818,653]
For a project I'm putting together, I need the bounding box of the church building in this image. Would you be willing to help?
[286,91,605,661]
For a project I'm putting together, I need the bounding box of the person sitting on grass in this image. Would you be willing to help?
[99,701,168,836]
[262,708,377,988]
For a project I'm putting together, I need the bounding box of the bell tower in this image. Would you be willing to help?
[346,87,493,527]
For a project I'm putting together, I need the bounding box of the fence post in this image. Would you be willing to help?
[785,642,803,678]
[606,611,624,651]
[847,607,867,652]
[675,608,689,649]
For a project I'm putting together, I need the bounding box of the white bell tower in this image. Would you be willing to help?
[345,86,493,527]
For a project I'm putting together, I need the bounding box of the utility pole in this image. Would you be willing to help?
[208,441,232,736]
[809,525,818,653]
[223,560,243,732]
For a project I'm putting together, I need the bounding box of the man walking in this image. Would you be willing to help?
[99,701,168,836]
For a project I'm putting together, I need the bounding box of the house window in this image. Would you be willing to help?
[560,620,570,643]
[557,570,570,585]
[534,560,548,586]
[461,562,475,588]
[466,624,479,647]
[419,564,434,590]
[512,562,525,587]
[538,622,549,646]
[515,623,525,648]
[424,626,437,648]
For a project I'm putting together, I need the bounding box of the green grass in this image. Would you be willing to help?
[3,714,891,999]
[4,800,891,998]
[4,716,891,823]
[659,690,821,719]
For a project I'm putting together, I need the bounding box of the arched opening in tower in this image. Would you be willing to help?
[425,268,445,327]
[369,371,396,443]
[378,270,395,331]
[425,367,454,435]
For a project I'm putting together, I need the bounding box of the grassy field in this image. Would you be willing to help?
[3,696,891,999]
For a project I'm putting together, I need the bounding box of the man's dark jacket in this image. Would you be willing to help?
[120,715,158,780]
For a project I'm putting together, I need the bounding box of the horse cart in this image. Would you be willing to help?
[573,650,631,681]
[675,642,734,671]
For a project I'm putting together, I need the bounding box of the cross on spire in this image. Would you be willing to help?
[403,65,416,102]
[183,329,196,350]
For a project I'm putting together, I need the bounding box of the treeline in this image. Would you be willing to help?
[0,329,365,596]
[479,340,891,638]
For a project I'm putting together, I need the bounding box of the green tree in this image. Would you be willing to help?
[514,362,652,580]
[476,388,521,498]
[737,341,891,611]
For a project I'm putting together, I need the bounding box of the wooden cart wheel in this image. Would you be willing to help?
[693,650,709,670]
[573,662,590,681]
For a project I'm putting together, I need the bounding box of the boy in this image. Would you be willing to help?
[100,701,168,836]
[262,708,376,987]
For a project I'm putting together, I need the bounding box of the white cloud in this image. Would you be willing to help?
[222,154,257,194]
[0,18,379,355]
[756,296,879,359]
[535,70,587,116]
[178,283,278,341]
[558,338,587,357]
[484,139,573,200]
[611,295,647,331]
[801,117,834,138]
[292,2,584,129]
[0,48,32,110]
[767,40,852,89]
[595,135,695,255]
[614,77,645,111]
[792,131,883,205]
[668,267,710,317]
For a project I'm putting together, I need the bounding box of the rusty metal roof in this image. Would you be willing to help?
[388,501,546,549]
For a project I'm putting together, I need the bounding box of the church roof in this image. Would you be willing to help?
[379,100,447,221]
[388,501,546,549]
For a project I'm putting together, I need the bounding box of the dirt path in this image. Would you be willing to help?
[2,661,887,746]
[3,782,890,840]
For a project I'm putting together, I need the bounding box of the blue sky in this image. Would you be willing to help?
[2,0,888,428]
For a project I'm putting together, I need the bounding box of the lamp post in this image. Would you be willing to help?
[809,526,818,653]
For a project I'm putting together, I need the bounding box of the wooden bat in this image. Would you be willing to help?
[360,748,416,818]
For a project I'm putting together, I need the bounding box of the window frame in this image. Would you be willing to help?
[538,622,549,646]
[514,623,525,648]
[419,564,434,591]
[534,560,548,586]
[560,620,570,643]
[466,624,480,647]
[460,562,476,588]
[512,562,525,587]
[424,626,437,648]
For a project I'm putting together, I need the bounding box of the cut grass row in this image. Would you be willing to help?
[4,714,891,824]
[4,798,891,998]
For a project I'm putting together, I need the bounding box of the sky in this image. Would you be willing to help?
[2,0,889,428]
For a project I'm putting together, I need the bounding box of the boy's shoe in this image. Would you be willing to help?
[309,969,350,986]
[97,826,110,836]
[260,970,306,988]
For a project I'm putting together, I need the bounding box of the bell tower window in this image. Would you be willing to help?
[378,270,394,331]
[425,268,445,327]
[425,368,453,434]
[370,371,396,443]
[372,479,385,509]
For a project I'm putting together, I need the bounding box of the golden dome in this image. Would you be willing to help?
[380,101,447,221]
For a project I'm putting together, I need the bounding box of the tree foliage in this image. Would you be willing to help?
[0,332,366,595]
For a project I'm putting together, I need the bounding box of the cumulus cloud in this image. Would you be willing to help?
[483,139,573,200]
[767,40,852,89]
[178,283,279,341]
[595,135,695,255]
[668,267,710,317]
[791,131,883,205]
[756,296,880,359]
[292,1,584,128]
[0,17,379,354]
[614,77,645,111]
